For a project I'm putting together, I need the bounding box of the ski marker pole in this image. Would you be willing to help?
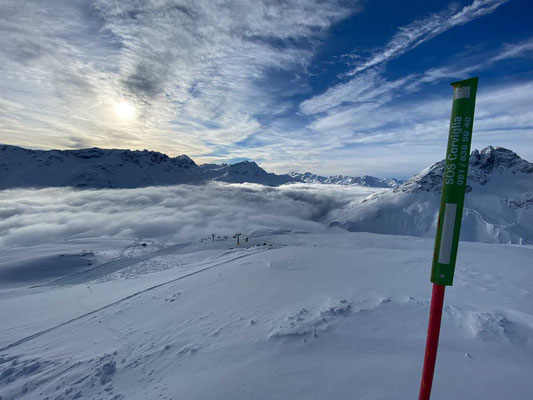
[418,77,478,400]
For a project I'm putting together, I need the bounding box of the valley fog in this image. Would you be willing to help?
[0,183,383,248]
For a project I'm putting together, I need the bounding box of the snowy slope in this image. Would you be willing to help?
[0,145,399,189]
[0,145,201,189]
[200,161,294,186]
[331,146,533,244]
[0,232,532,399]
[288,171,401,188]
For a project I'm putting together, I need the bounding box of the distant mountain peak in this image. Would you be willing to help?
[396,146,533,193]
[0,145,290,188]
[0,144,397,189]
[331,146,533,245]
[288,171,401,188]
[470,146,533,175]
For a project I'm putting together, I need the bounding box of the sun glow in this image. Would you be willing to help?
[114,101,136,120]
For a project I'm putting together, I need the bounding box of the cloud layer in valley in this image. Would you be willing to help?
[0,183,380,248]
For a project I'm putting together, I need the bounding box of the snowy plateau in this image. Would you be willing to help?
[0,145,532,400]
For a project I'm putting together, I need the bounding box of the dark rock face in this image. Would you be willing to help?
[394,146,533,194]
[469,146,533,184]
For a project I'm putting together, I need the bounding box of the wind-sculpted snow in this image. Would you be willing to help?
[269,298,352,338]
[0,182,381,248]
[1,232,532,399]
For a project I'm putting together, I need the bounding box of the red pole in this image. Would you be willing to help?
[418,283,446,400]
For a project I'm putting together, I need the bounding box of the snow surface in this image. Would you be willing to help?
[1,231,532,399]
[331,146,533,244]
[1,145,532,399]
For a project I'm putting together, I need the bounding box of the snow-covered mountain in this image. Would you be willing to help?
[0,145,296,189]
[0,145,398,189]
[200,161,294,186]
[331,146,533,244]
[288,171,401,188]
[0,145,202,189]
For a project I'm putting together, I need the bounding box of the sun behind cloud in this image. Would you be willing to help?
[114,101,136,120]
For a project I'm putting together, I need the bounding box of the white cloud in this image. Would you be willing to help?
[0,183,378,248]
[491,38,533,62]
[1,0,529,179]
[0,0,359,157]
[295,80,533,177]
[291,30,533,177]
[420,38,533,83]
[300,0,514,117]
[300,69,414,115]
[346,0,509,76]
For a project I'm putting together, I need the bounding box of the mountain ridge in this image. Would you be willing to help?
[331,146,533,244]
[287,171,401,188]
[395,146,533,194]
[0,145,398,189]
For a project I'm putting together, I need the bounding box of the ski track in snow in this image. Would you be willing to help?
[0,232,532,399]
[0,246,269,353]
[40,241,192,287]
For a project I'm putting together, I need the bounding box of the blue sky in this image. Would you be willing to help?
[0,0,532,178]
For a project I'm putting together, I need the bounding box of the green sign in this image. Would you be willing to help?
[431,77,479,286]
